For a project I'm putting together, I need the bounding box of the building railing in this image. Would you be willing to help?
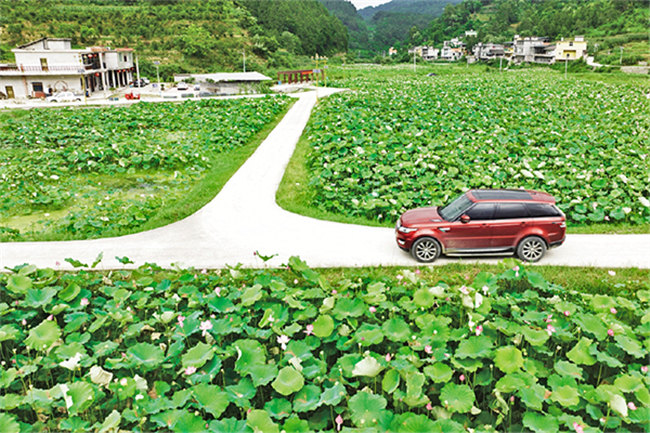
[0,64,98,72]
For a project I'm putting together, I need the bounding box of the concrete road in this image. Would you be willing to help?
[1,89,648,271]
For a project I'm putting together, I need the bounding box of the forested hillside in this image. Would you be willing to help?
[0,0,348,78]
[357,0,461,20]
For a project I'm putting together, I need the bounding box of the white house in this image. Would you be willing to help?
[0,38,135,99]
[512,36,555,64]
[555,36,587,62]
[440,38,465,61]
[408,46,439,61]
[473,43,505,61]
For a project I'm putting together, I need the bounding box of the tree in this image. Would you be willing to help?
[176,25,215,58]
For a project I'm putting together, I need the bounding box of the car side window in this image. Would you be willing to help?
[494,203,529,219]
[465,203,495,220]
[526,203,560,217]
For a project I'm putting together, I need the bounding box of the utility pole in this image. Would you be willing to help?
[243,49,246,73]
[619,46,624,65]
[565,53,569,79]
[499,56,503,72]
[413,49,416,73]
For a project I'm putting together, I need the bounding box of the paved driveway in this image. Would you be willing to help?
[1,90,648,270]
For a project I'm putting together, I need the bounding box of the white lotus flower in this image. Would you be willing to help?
[60,353,82,371]
[89,366,113,387]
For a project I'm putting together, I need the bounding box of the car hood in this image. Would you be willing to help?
[400,207,444,226]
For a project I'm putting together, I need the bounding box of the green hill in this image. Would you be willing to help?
[357,0,461,21]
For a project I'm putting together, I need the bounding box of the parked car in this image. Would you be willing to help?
[177,82,189,90]
[130,79,148,88]
[395,189,566,263]
[198,91,217,98]
[46,91,81,103]
[194,84,201,91]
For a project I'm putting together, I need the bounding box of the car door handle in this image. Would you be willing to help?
[439,227,450,232]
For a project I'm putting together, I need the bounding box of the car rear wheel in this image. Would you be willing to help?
[516,236,547,262]
[411,237,441,263]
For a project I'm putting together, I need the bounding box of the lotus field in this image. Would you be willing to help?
[0,96,289,240]
[306,72,649,226]
[0,258,648,432]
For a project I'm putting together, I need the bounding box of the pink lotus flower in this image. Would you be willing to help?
[641,366,648,373]
[513,266,520,272]
[546,324,556,336]
[475,325,483,336]
[545,314,553,323]
[459,286,469,295]
[294,279,299,284]
[369,306,376,313]
[304,324,314,336]
[55,261,61,266]
[201,269,208,274]
[414,269,421,275]
[385,353,391,362]
[426,403,433,411]
[608,270,616,276]
[184,366,196,375]
[482,285,489,295]
[425,346,433,354]
[396,274,403,281]
[214,287,221,297]
[332,290,337,295]
[177,315,185,328]
[47,315,54,321]
[610,308,617,314]
[607,329,614,337]
[628,402,637,411]
[564,311,571,316]
[459,374,465,382]
[335,414,343,431]
[80,298,89,306]
[510,395,515,403]
[21,319,26,326]
[199,320,213,337]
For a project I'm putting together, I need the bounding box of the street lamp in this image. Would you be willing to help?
[153,61,161,98]
[242,49,246,73]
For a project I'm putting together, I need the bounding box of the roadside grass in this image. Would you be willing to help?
[6,99,295,241]
[315,262,649,298]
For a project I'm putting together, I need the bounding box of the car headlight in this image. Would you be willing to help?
[397,226,418,234]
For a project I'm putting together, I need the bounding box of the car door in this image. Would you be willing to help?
[442,203,495,251]
[490,203,530,249]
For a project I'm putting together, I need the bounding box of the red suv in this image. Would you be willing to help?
[396,189,566,263]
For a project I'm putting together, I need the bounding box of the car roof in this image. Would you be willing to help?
[466,189,555,203]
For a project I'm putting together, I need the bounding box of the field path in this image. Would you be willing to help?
[1,89,648,270]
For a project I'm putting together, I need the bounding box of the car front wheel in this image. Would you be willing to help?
[516,236,547,262]
[411,237,441,263]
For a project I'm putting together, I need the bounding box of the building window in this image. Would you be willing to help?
[123,55,128,62]
[32,82,44,93]
[569,42,573,46]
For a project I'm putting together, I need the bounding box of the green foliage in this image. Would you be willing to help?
[0,96,289,240]
[301,70,650,226]
[0,257,648,431]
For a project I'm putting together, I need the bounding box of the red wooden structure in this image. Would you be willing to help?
[277,69,324,84]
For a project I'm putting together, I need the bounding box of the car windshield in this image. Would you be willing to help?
[439,193,473,221]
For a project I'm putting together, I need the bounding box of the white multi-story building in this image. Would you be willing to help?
[473,42,505,60]
[512,35,555,64]
[0,38,135,99]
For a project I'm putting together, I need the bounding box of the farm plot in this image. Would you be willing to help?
[0,258,648,432]
[0,96,289,240]
[303,72,649,227]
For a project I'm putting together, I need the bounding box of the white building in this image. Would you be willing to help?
[473,43,505,61]
[0,38,135,99]
[465,30,478,38]
[173,72,272,95]
[408,46,439,61]
[513,36,555,64]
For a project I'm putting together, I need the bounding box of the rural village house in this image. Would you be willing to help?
[555,36,588,62]
[408,46,439,61]
[0,38,135,99]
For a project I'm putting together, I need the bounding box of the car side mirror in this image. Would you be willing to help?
[460,215,470,224]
